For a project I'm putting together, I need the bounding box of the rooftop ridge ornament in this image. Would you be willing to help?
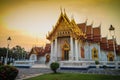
[71,14,74,20]
[91,20,94,26]
[99,22,102,28]
[64,8,66,14]
[109,24,115,31]
[60,6,62,12]
[85,18,88,24]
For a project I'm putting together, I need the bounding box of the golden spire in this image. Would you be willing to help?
[85,18,88,24]
[71,14,73,19]
[60,6,63,14]
[91,20,94,26]
[99,22,102,28]
[64,8,66,14]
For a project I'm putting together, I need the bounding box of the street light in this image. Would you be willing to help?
[4,37,11,65]
[109,25,116,61]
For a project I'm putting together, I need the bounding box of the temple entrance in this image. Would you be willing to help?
[107,52,114,61]
[92,47,98,60]
[62,41,70,60]
[29,54,37,61]
[45,54,50,64]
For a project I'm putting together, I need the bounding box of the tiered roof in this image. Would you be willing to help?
[46,9,120,55]
[77,22,120,55]
[29,44,51,58]
[46,9,86,41]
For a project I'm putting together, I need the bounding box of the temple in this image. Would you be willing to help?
[46,9,120,64]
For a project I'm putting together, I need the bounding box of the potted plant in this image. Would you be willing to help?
[95,60,100,68]
[50,62,59,73]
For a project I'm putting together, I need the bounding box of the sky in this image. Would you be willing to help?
[0,0,120,51]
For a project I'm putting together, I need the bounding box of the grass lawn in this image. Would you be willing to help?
[24,73,120,80]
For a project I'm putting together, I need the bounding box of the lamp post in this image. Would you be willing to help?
[4,37,11,65]
[109,25,116,61]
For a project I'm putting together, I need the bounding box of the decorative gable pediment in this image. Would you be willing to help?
[46,9,86,41]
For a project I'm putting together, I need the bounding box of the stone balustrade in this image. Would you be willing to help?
[13,60,34,68]
[60,61,120,69]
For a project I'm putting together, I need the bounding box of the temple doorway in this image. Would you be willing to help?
[62,41,70,60]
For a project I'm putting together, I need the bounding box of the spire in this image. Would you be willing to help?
[91,20,94,26]
[71,14,76,24]
[99,22,102,28]
[64,8,67,16]
[106,34,109,48]
[71,14,74,20]
[60,6,63,16]
[64,8,66,14]
[71,14,75,22]
[60,6,63,13]
[106,34,108,39]
[85,18,88,24]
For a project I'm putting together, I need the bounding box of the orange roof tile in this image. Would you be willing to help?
[93,27,101,42]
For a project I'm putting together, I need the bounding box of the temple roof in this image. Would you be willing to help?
[29,43,51,57]
[46,10,120,54]
[46,10,86,41]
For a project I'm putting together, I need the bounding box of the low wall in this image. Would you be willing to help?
[60,61,120,70]
[13,60,34,68]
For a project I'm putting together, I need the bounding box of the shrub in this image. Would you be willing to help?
[50,62,59,73]
[95,60,99,65]
[0,65,19,80]
[0,61,2,66]
[103,65,107,69]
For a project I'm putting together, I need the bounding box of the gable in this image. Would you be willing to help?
[46,10,86,41]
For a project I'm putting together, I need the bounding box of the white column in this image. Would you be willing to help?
[79,41,81,60]
[50,42,53,62]
[75,39,79,61]
[89,43,92,60]
[55,38,57,61]
[98,45,101,61]
[70,37,73,61]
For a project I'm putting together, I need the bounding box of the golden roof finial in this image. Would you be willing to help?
[64,8,65,12]
[60,6,62,13]
[71,14,74,20]
[85,18,88,24]
[99,22,102,28]
[91,20,94,26]
[64,8,66,15]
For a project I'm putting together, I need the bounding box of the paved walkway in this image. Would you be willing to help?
[16,64,120,80]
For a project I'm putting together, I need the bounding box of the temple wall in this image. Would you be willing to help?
[84,42,90,60]
[116,56,120,61]
[101,50,107,61]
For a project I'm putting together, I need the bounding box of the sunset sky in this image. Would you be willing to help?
[0,0,120,51]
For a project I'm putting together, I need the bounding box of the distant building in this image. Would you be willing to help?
[29,44,51,63]
[46,9,120,62]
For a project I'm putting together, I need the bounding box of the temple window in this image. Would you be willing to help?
[107,52,114,61]
[92,47,98,60]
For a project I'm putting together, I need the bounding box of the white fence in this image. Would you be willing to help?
[13,60,34,68]
[60,61,120,69]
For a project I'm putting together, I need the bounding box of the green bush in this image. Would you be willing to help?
[95,60,99,65]
[50,62,59,73]
[0,65,19,80]
[0,61,2,66]
[103,65,107,69]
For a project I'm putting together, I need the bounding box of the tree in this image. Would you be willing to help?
[11,45,28,60]
[0,47,7,57]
